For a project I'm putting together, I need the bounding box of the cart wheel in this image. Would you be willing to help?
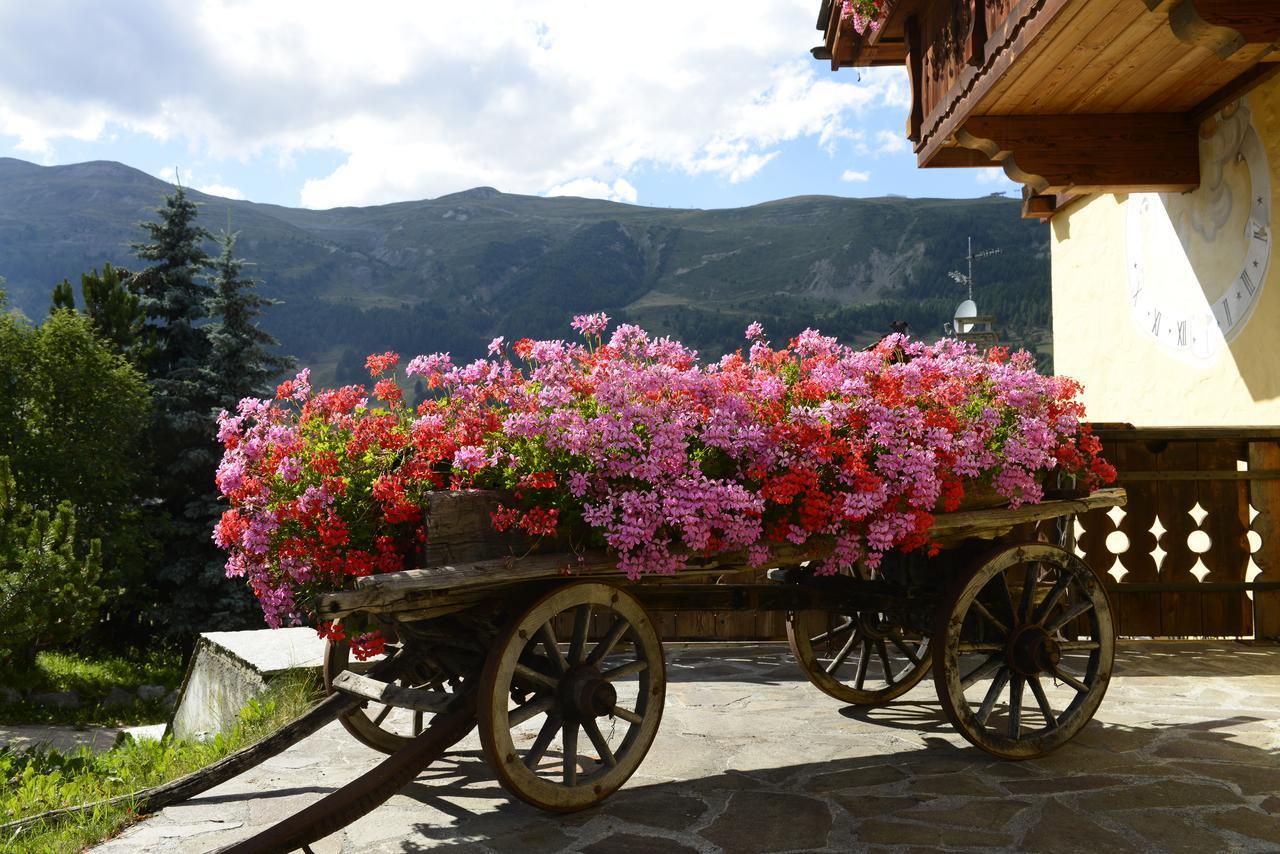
[324,619,474,755]
[787,578,931,706]
[933,543,1114,760]
[478,582,665,812]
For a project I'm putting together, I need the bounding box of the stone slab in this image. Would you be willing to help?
[170,627,325,739]
[93,640,1280,853]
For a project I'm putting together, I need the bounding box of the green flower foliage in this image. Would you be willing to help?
[0,458,104,669]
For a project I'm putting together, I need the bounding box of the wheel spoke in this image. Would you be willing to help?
[1019,563,1038,623]
[971,600,1009,637]
[809,618,855,646]
[1045,599,1095,635]
[975,668,1010,726]
[586,617,629,666]
[1057,640,1101,651]
[957,642,1005,653]
[611,705,642,724]
[876,639,896,686]
[1028,675,1057,726]
[413,710,424,735]
[525,714,560,768]
[371,704,393,727]
[602,659,647,682]
[1031,573,1072,625]
[509,696,555,727]
[515,662,559,691]
[539,623,569,673]
[853,638,871,688]
[824,632,860,675]
[569,603,592,663]
[995,572,1017,624]
[562,723,579,786]
[889,634,921,665]
[1052,666,1090,694]
[582,717,618,767]
[1008,676,1024,738]
[961,655,1004,690]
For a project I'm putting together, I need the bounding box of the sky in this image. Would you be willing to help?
[0,0,1018,211]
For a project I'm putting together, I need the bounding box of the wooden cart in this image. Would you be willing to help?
[313,487,1127,813]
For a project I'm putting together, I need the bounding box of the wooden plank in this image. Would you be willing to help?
[1196,439,1251,636]
[1056,5,1169,113]
[1249,441,1280,639]
[1021,0,1145,114]
[1155,441,1203,637]
[1116,470,1280,482]
[905,14,925,142]
[953,113,1199,195]
[1193,59,1280,122]
[984,0,1107,114]
[1103,438,1162,636]
[1192,1,1280,44]
[330,671,454,713]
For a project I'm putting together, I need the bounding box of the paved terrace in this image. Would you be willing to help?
[96,641,1280,853]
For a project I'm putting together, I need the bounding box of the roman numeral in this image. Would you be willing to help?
[1177,321,1187,346]
[1241,269,1255,295]
[1222,298,1233,328]
[1253,223,1269,243]
[1151,310,1162,335]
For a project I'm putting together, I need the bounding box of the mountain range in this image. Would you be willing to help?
[0,157,1051,383]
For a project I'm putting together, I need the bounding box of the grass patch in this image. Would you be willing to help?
[0,649,185,727]
[1,672,322,852]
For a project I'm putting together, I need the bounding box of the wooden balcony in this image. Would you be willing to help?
[814,0,1280,218]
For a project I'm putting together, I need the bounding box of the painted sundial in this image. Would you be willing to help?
[1126,100,1271,362]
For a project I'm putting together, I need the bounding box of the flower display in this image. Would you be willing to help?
[214,317,1114,652]
[840,0,886,34]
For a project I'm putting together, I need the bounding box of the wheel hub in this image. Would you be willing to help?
[1007,624,1061,677]
[855,610,891,642]
[559,665,617,722]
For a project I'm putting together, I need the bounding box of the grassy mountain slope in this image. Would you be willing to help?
[0,157,1051,382]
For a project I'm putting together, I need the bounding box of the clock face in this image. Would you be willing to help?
[1126,102,1271,363]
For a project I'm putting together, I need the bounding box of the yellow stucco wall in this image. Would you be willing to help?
[1052,75,1280,426]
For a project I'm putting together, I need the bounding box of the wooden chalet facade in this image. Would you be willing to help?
[810,1,1280,638]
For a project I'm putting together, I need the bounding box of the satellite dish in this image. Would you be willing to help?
[954,299,978,334]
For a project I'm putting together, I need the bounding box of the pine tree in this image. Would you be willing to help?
[48,263,144,355]
[206,230,293,409]
[130,186,239,634]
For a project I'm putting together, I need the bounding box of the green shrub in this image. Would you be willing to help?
[0,458,104,669]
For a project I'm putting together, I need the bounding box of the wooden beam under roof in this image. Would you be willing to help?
[948,113,1200,196]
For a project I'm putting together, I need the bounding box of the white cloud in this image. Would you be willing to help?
[841,169,871,183]
[976,167,1014,185]
[875,129,908,155]
[0,1,907,207]
[545,178,638,204]
[196,183,247,200]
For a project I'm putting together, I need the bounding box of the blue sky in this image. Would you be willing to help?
[0,1,1017,210]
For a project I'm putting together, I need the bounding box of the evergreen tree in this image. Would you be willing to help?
[206,230,293,409]
[48,263,144,355]
[130,186,241,634]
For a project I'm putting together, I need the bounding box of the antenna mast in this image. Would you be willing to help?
[949,236,1001,302]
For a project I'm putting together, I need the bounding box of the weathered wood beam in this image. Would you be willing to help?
[967,0,989,66]
[1021,190,1058,220]
[1148,0,1280,59]
[951,113,1200,195]
[924,146,996,168]
[904,15,924,142]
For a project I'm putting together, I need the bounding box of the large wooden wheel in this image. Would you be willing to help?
[933,543,1114,759]
[478,582,665,812]
[323,617,474,755]
[787,565,931,706]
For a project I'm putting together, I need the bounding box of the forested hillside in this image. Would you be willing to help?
[0,158,1052,380]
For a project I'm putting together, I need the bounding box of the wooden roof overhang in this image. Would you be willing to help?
[813,0,1280,219]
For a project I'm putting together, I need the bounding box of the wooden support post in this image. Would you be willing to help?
[1249,441,1280,639]
[904,15,924,143]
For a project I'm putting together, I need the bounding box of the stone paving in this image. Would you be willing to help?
[95,641,1280,853]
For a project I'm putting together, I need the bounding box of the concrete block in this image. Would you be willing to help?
[170,627,325,740]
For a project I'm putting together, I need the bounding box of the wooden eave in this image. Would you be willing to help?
[813,0,1280,218]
